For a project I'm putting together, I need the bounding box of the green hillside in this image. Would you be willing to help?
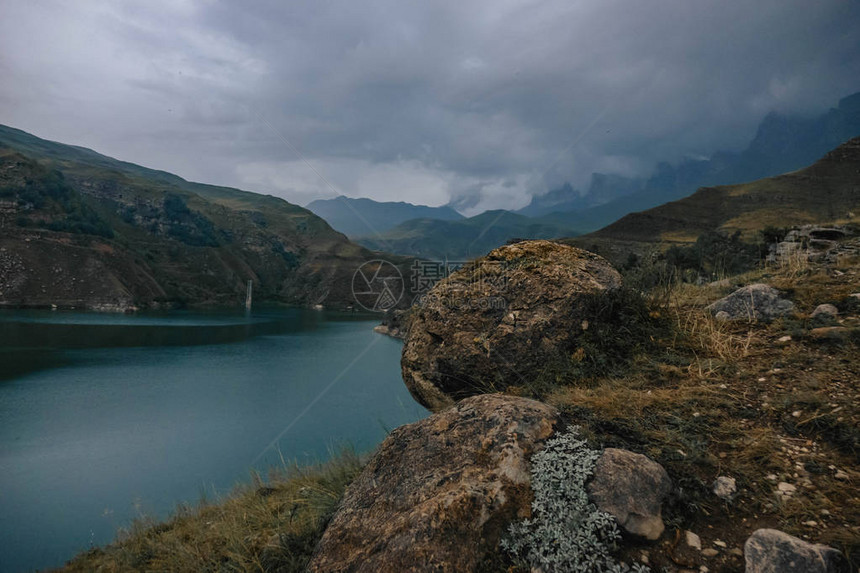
[0,125,412,310]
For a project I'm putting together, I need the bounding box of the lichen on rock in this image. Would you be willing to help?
[308,394,561,572]
[401,240,623,412]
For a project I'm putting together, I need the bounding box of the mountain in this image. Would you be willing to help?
[355,210,577,260]
[539,91,860,232]
[517,175,643,218]
[306,196,464,238]
[0,125,415,310]
[585,136,860,244]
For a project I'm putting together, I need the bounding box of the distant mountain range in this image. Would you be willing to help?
[539,91,860,233]
[306,196,463,238]
[355,210,578,261]
[302,91,860,260]
[0,125,416,310]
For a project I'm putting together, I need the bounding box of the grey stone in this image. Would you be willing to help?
[744,528,848,573]
[811,303,839,318]
[707,284,794,322]
[586,448,672,540]
[713,476,737,501]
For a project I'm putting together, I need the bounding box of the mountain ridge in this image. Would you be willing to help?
[583,136,860,244]
[530,91,860,232]
[306,195,464,238]
[0,125,414,310]
[354,209,578,260]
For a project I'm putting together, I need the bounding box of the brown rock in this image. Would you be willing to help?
[308,394,561,572]
[586,448,672,540]
[808,326,850,341]
[401,240,622,411]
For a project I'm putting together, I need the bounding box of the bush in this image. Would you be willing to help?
[162,194,220,247]
[502,427,649,573]
[10,167,114,238]
[664,230,760,279]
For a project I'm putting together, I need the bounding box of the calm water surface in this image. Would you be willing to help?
[0,308,426,572]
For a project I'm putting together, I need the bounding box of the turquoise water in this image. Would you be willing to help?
[0,308,426,572]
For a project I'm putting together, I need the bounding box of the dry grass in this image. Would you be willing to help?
[540,255,860,571]
[61,449,364,573]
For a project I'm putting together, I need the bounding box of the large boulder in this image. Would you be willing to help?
[308,394,561,572]
[744,529,849,573]
[706,284,794,322]
[586,448,672,540]
[401,240,622,411]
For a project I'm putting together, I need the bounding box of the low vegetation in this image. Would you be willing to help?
[1,157,114,238]
[502,427,648,573]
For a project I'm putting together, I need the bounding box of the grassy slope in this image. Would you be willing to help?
[588,137,860,244]
[62,451,364,573]
[0,125,412,309]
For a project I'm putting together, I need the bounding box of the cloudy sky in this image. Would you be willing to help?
[1,0,858,214]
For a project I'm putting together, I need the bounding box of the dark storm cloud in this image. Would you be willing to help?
[1,0,858,213]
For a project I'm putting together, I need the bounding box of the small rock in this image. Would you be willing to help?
[744,528,848,573]
[777,482,796,495]
[777,335,792,343]
[792,410,802,418]
[713,476,737,501]
[811,303,839,318]
[766,474,777,481]
[702,548,720,557]
[804,521,818,527]
[587,448,672,541]
[714,540,727,548]
[834,470,849,480]
[685,530,702,550]
[808,326,850,341]
[729,548,744,557]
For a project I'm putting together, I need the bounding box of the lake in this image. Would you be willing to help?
[0,308,426,572]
